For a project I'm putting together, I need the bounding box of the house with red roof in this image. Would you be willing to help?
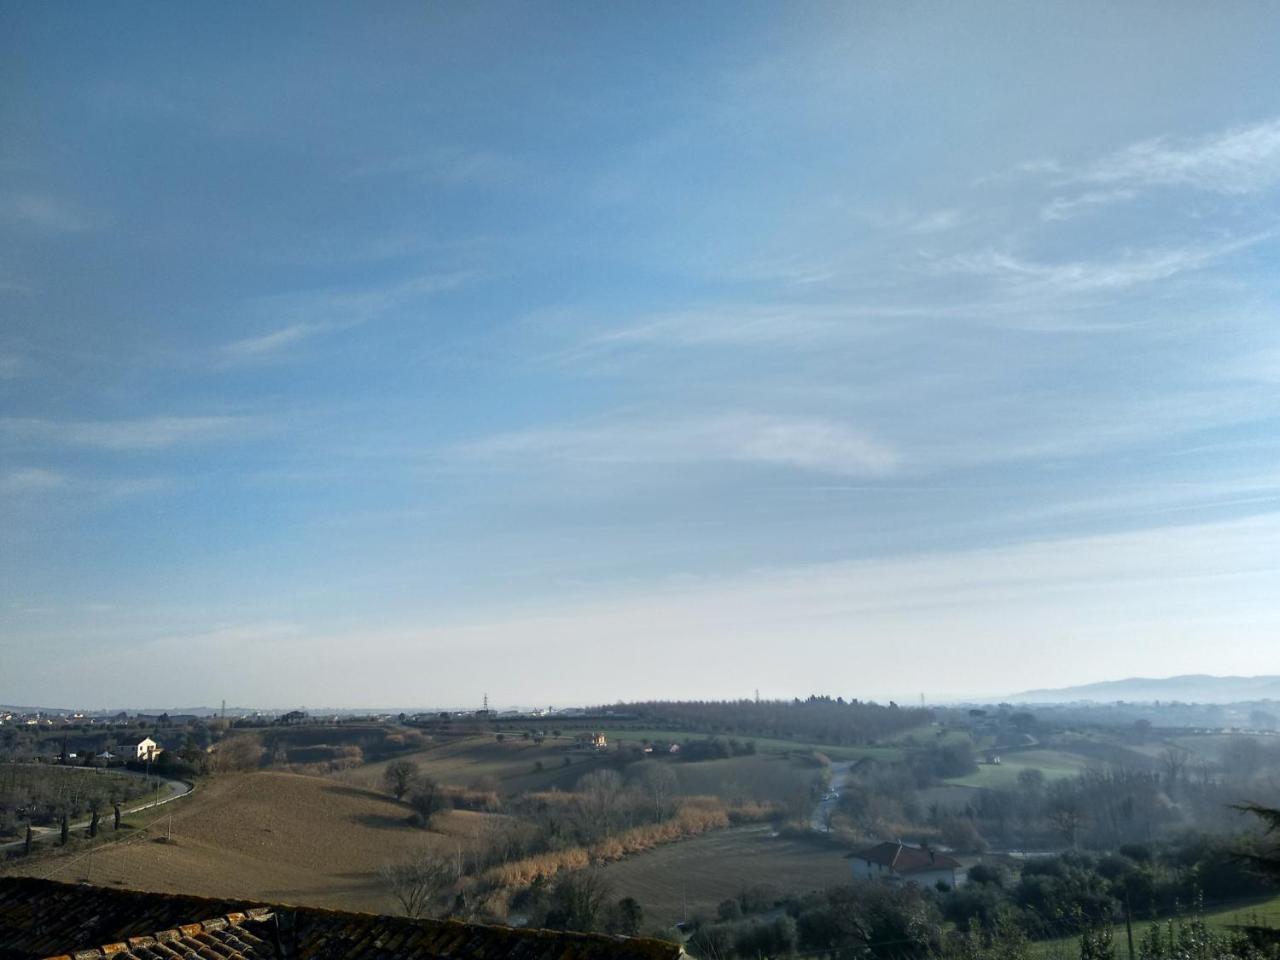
[847,841,960,888]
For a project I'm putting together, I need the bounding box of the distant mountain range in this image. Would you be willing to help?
[1010,674,1280,705]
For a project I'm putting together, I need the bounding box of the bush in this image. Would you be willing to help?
[407,779,447,829]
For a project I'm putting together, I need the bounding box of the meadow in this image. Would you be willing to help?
[590,824,851,925]
[942,749,1091,789]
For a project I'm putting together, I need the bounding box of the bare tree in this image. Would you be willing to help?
[1159,746,1191,796]
[633,763,679,822]
[381,847,453,918]
[383,759,420,802]
[576,769,624,838]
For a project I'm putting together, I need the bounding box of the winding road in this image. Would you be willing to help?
[810,760,854,832]
[0,764,192,854]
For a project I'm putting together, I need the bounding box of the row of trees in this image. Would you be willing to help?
[607,696,928,746]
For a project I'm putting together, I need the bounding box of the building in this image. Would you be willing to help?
[848,842,961,888]
[576,731,607,750]
[130,737,161,761]
[0,876,685,960]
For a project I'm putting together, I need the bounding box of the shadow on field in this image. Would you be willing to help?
[348,812,412,831]
[321,784,395,803]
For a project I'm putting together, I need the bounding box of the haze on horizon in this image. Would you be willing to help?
[4,3,1280,709]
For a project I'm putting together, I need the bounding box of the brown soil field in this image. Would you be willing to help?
[1,771,501,914]
[590,825,851,925]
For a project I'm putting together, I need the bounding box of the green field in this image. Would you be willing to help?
[944,750,1090,789]
[339,735,612,794]
[1027,894,1280,958]
[593,726,905,762]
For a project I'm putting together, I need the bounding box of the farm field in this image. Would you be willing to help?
[944,749,1090,789]
[592,825,850,925]
[0,771,499,914]
[593,727,904,762]
[660,754,820,805]
[341,735,611,794]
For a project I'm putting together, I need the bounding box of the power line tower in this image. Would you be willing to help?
[482,693,489,714]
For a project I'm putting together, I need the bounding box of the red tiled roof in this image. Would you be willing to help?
[847,841,961,873]
[0,878,684,960]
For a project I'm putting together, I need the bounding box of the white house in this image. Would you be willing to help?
[848,842,960,889]
[131,737,162,761]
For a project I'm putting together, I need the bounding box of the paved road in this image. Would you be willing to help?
[0,764,192,854]
[810,760,854,832]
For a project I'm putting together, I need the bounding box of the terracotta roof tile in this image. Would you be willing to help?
[1,878,684,960]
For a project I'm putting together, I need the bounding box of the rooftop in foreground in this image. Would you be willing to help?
[0,876,685,960]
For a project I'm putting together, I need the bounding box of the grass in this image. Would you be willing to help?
[590,824,850,926]
[340,735,611,794]
[1026,893,1280,958]
[944,750,1090,789]
[648,754,820,806]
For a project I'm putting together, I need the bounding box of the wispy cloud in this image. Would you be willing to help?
[463,413,898,478]
[221,322,326,361]
[1,467,67,494]
[0,354,26,379]
[1079,117,1280,194]
[0,415,263,451]
[348,147,522,186]
[943,233,1268,296]
[219,271,473,364]
[1040,189,1136,222]
[5,192,95,235]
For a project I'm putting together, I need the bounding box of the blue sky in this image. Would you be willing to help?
[3,2,1280,709]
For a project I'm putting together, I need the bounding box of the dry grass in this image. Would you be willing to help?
[590,825,851,925]
[2,771,500,914]
[342,736,607,794]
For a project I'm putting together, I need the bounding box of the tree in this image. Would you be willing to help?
[113,803,122,831]
[383,759,420,802]
[407,778,447,829]
[59,811,69,845]
[1234,803,1280,882]
[545,872,613,932]
[576,769,625,838]
[88,809,100,838]
[380,848,453,918]
[606,897,644,936]
[632,762,679,822]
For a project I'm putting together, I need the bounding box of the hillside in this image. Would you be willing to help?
[1009,674,1280,705]
[0,771,499,914]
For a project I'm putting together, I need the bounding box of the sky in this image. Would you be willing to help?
[3,2,1280,710]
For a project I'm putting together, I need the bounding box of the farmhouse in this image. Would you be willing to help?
[847,841,961,888]
[0,876,685,960]
[576,731,608,750]
[129,737,161,761]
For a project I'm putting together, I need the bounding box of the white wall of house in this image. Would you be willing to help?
[850,860,956,888]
